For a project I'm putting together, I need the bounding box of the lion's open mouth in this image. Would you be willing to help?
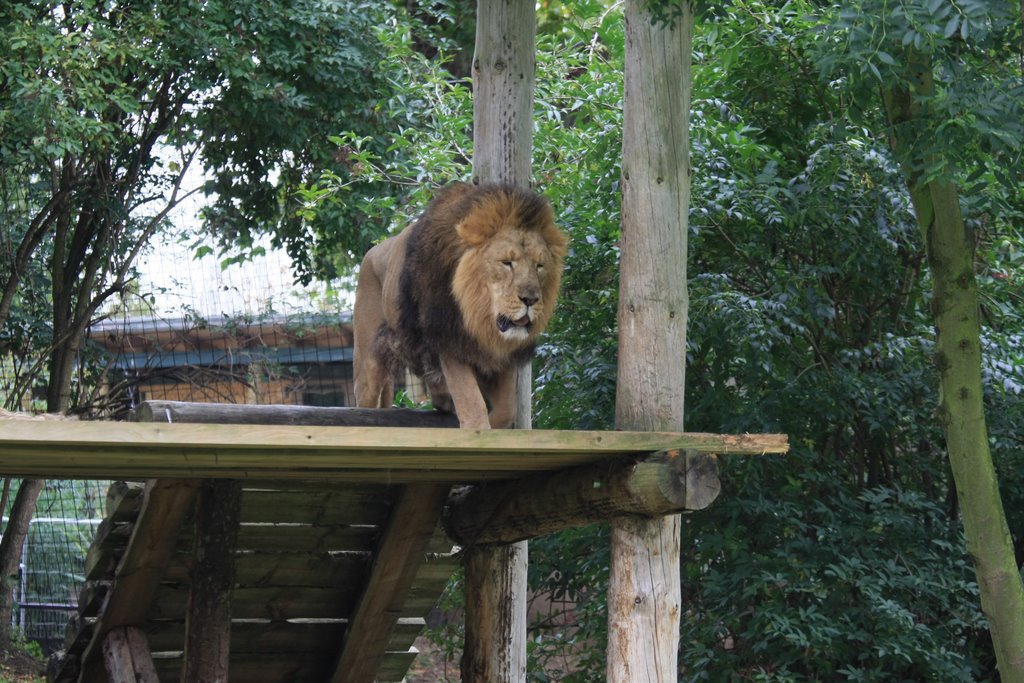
[497,314,532,333]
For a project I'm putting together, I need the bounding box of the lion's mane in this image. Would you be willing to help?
[379,182,567,388]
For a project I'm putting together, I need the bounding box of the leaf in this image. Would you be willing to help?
[875,51,896,66]
[943,16,960,37]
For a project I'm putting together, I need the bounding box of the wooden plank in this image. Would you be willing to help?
[0,421,787,480]
[162,548,370,587]
[375,651,420,682]
[147,619,345,654]
[210,522,380,553]
[237,487,395,525]
[77,478,200,683]
[101,626,158,683]
[152,652,333,683]
[330,482,450,683]
[105,481,145,521]
[150,585,358,621]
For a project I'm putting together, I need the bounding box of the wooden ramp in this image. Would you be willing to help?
[0,402,787,683]
[53,478,455,683]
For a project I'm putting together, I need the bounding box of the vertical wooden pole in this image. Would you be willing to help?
[462,1,535,681]
[609,1,693,681]
[102,626,159,683]
[181,478,242,683]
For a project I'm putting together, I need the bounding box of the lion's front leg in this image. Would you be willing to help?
[439,355,491,430]
[486,369,518,429]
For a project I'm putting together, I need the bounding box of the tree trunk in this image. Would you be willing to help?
[884,62,1024,681]
[608,1,693,681]
[461,1,536,680]
[0,479,46,649]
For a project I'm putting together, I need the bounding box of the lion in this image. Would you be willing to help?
[353,182,568,430]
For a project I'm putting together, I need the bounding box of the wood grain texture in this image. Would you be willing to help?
[0,420,786,481]
[330,482,449,683]
[101,626,158,683]
[182,479,242,683]
[609,1,694,681]
[467,0,537,678]
[446,449,721,545]
[462,542,528,683]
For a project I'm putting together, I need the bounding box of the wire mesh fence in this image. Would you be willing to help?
[88,232,364,415]
[3,480,108,654]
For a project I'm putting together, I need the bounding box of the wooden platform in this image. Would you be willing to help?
[51,478,454,682]
[0,407,787,683]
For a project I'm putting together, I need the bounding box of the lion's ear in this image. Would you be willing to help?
[544,223,569,261]
[455,217,495,247]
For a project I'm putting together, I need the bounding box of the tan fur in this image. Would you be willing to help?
[353,183,568,429]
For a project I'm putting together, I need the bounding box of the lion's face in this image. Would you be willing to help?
[451,190,567,359]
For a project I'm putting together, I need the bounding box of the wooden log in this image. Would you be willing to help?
[446,450,720,545]
[609,0,694,679]
[330,482,450,683]
[464,0,537,677]
[182,479,242,683]
[608,515,681,682]
[134,400,458,428]
[462,543,528,683]
[102,626,158,683]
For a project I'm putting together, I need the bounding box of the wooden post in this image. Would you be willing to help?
[462,0,536,680]
[609,1,693,681]
[102,626,159,683]
[181,478,242,683]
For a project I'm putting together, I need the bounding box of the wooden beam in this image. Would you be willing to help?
[101,626,158,683]
[446,449,722,545]
[78,478,200,683]
[330,482,450,683]
[0,421,788,481]
[182,479,242,683]
[135,400,458,428]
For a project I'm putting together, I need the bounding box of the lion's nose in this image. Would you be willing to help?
[520,295,538,308]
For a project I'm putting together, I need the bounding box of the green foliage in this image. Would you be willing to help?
[194,0,396,282]
[819,0,1023,191]
[303,0,1023,679]
[682,474,988,681]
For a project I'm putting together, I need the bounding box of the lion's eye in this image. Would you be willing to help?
[501,260,513,269]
